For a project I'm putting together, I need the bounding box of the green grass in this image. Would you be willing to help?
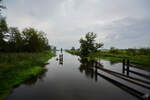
[0,51,55,100]
[66,49,150,68]
[94,52,150,67]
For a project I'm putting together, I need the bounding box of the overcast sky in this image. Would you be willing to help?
[3,0,150,49]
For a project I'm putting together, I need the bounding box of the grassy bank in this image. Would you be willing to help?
[0,51,55,100]
[92,52,150,68]
[66,49,150,68]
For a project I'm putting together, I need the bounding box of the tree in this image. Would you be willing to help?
[0,18,8,51]
[0,18,8,40]
[22,28,40,52]
[22,28,50,52]
[9,27,21,42]
[0,0,8,52]
[8,27,23,52]
[38,30,50,50]
[0,0,6,14]
[71,46,75,51]
[79,32,103,58]
[0,0,51,52]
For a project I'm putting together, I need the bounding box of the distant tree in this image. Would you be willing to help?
[71,46,75,51]
[126,48,136,56]
[79,32,103,58]
[139,48,150,55]
[110,46,115,50]
[109,46,119,54]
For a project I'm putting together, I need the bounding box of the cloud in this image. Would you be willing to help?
[102,17,150,48]
[4,0,150,49]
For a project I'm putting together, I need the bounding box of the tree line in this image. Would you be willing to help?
[0,0,50,52]
[109,46,150,55]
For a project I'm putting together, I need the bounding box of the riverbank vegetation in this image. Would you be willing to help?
[0,1,55,99]
[0,51,55,100]
[67,47,150,68]
[66,32,150,68]
[94,48,150,67]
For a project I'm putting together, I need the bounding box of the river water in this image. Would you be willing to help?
[5,51,150,100]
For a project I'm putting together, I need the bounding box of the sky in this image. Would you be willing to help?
[3,0,150,49]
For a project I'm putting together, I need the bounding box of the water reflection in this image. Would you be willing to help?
[78,57,150,99]
[59,53,63,66]
[109,60,120,65]
[6,52,150,100]
[23,69,47,86]
[59,60,63,65]
[78,57,103,82]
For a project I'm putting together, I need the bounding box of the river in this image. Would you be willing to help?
[5,51,150,100]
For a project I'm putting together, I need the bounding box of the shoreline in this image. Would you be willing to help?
[0,51,55,100]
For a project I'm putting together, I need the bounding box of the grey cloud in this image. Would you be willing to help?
[102,17,150,48]
[5,0,150,49]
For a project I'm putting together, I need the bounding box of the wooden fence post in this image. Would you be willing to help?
[122,59,125,74]
[127,59,130,76]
